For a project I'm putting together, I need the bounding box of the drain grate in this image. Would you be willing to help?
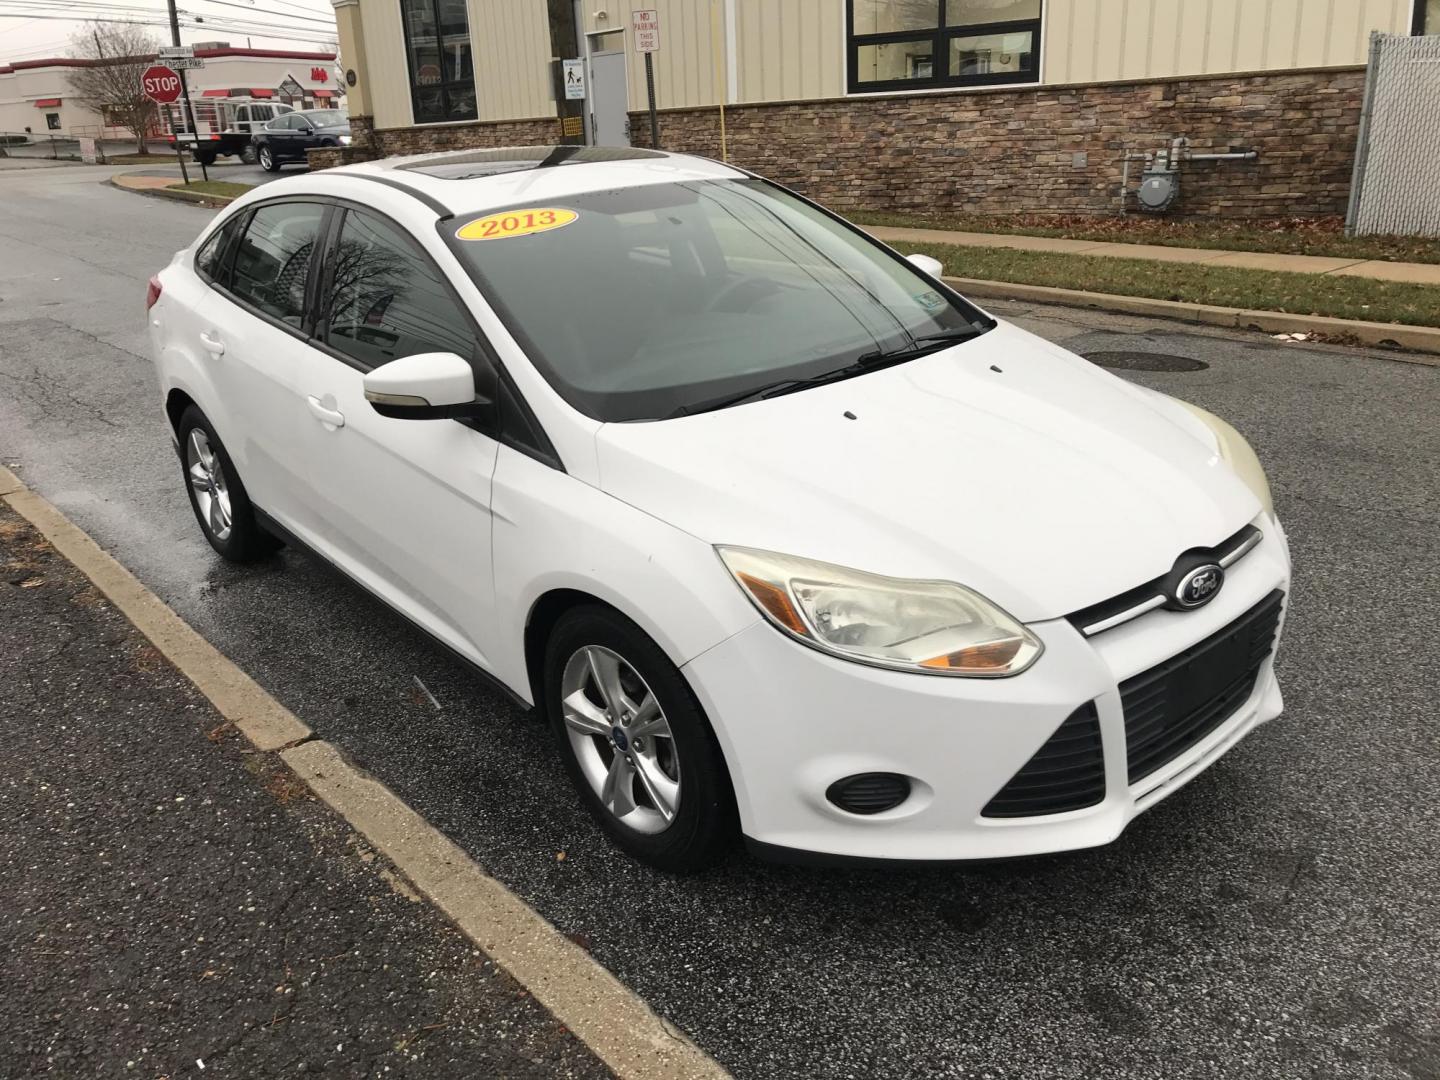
[1084,351,1209,372]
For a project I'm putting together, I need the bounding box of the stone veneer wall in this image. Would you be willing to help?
[630,66,1365,219]
[311,67,1364,219]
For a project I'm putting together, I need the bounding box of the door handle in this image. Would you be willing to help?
[306,395,345,428]
[198,331,225,356]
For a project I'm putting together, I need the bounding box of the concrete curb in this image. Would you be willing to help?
[945,276,1440,362]
[0,463,729,1080]
[107,175,239,208]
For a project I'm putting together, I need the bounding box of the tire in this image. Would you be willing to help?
[240,143,258,165]
[193,150,216,166]
[176,405,281,563]
[544,606,738,873]
[258,144,279,172]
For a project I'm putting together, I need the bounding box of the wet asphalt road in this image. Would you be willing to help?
[2,163,1439,1079]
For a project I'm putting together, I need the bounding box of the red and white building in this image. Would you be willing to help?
[0,43,341,140]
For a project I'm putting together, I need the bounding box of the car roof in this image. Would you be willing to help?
[327,146,748,217]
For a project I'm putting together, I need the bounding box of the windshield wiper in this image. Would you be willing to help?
[855,321,994,366]
[666,362,875,418]
[665,321,995,419]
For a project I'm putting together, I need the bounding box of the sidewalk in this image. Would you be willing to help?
[0,501,608,1078]
[862,224,1440,286]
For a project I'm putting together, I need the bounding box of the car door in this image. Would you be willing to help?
[190,198,334,548]
[296,204,503,665]
[266,114,295,159]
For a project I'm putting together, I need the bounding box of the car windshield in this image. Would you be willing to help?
[446,179,986,421]
[305,110,347,126]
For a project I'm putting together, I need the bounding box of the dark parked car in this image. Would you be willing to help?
[253,109,350,172]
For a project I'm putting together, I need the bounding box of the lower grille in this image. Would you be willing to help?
[982,703,1106,818]
[1122,590,1285,784]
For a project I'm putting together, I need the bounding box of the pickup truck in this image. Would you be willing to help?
[164,99,293,165]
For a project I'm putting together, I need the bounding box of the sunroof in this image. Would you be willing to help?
[395,145,666,180]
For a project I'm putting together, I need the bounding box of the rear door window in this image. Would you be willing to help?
[227,201,327,328]
[195,215,243,286]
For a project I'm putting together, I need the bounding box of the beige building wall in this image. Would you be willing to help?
[362,0,553,129]
[735,0,845,102]
[354,0,1416,129]
[583,0,724,110]
[1041,0,1410,84]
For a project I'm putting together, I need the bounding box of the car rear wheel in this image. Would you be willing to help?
[544,606,737,873]
[177,406,280,563]
[258,144,278,172]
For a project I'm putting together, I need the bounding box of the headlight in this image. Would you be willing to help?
[717,547,1043,677]
[338,135,353,145]
[1172,400,1274,514]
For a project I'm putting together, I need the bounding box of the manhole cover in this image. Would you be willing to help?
[1084,351,1209,372]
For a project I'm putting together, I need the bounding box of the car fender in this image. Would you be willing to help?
[488,445,761,707]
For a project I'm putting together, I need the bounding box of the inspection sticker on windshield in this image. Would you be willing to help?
[456,208,578,241]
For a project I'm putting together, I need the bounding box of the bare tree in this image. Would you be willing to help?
[66,22,163,154]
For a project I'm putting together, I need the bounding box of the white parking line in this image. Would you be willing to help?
[0,464,729,1080]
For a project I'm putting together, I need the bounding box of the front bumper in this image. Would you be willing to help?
[683,515,1291,863]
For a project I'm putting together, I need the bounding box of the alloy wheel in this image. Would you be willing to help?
[259,147,273,170]
[560,645,680,835]
[185,428,233,542]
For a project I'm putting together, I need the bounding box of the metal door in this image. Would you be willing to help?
[587,49,629,147]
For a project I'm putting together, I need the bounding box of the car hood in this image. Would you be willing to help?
[593,322,1261,623]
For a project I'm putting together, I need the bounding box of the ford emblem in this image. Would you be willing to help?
[1175,564,1224,609]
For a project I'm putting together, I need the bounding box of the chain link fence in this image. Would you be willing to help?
[1347,32,1440,237]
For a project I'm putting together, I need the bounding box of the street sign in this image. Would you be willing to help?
[168,57,205,70]
[157,45,193,59]
[632,8,659,52]
[141,65,183,104]
[562,58,585,100]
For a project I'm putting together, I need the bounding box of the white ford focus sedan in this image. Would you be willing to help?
[147,147,1290,871]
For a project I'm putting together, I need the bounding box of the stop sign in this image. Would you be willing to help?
[141,65,182,104]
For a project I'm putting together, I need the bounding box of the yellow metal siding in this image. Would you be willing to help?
[470,0,552,121]
[362,0,414,127]
[363,0,552,127]
[1046,0,1412,84]
[584,0,721,110]
[735,0,845,102]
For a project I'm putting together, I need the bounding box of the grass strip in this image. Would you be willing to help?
[852,210,1440,266]
[177,180,253,199]
[890,241,1440,328]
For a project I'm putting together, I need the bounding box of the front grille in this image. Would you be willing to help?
[1122,590,1285,784]
[982,703,1106,818]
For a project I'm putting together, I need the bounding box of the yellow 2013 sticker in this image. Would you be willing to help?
[456,208,578,241]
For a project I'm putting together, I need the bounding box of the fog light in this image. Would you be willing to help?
[825,773,911,815]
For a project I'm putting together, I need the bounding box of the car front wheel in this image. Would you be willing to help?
[545,606,737,873]
[258,145,278,172]
[177,405,280,563]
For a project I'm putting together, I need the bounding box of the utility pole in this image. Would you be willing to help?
[165,0,206,181]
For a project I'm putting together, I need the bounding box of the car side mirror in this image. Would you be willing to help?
[364,352,489,420]
[906,253,945,278]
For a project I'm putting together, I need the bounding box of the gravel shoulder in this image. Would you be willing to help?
[0,503,609,1079]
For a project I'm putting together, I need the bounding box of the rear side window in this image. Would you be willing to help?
[228,201,326,328]
[195,215,242,286]
[321,207,482,373]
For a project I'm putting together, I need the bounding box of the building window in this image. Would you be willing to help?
[848,0,1042,93]
[1416,0,1439,33]
[401,0,477,123]
[45,112,61,130]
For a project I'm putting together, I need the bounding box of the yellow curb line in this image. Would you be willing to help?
[0,463,727,1080]
[944,277,1440,363]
